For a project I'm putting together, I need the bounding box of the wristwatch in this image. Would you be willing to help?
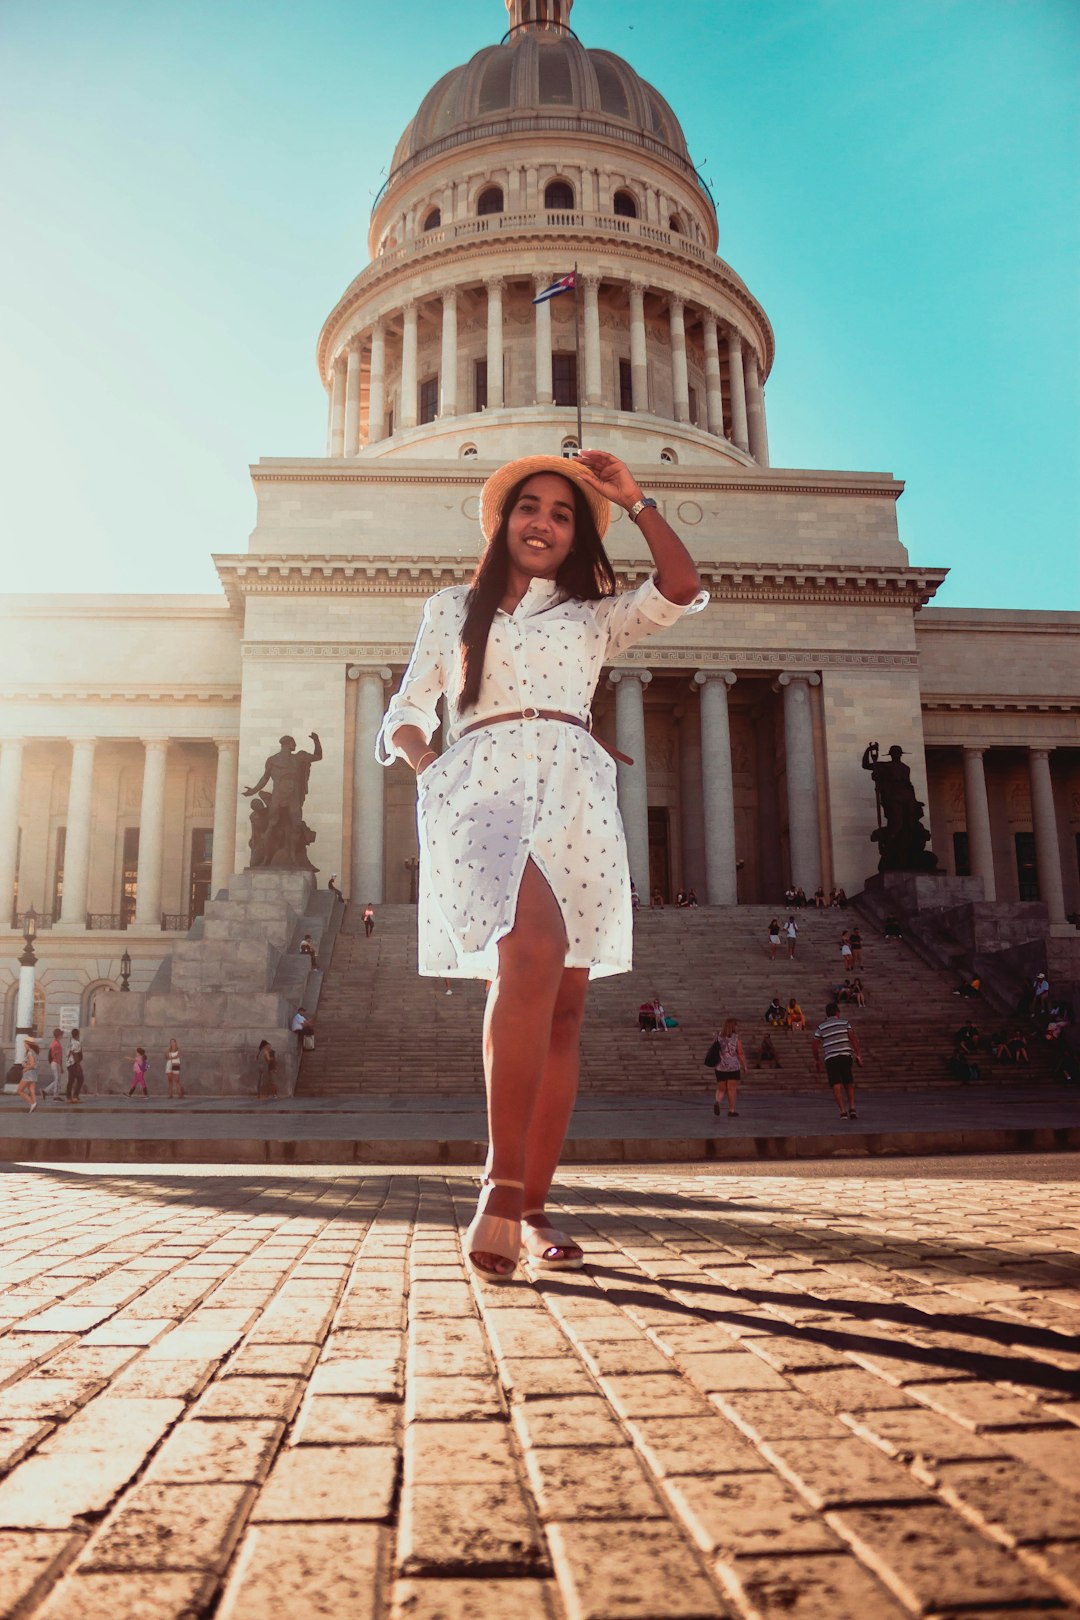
[627,496,658,523]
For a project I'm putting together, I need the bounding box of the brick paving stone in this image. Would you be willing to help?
[397,1481,548,1577]
[675,1352,791,1394]
[144,1418,284,1485]
[600,1373,717,1420]
[546,1521,724,1619]
[223,1342,320,1379]
[108,1357,218,1400]
[1028,1539,1080,1604]
[740,1333,848,1373]
[626,1415,768,1478]
[826,1502,1061,1611]
[716,1551,912,1620]
[0,1529,82,1616]
[790,1368,923,1415]
[524,1444,666,1520]
[0,1418,52,1471]
[19,1306,117,1334]
[253,1443,397,1522]
[292,1394,402,1445]
[663,1471,840,1558]
[712,1391,849,1441]
[35,1570,218,1620]
[933,1456,1080,1546]
[404,1421,518,1484]
[575,1339,674,1376]
[483,1311,579,1361]
[217,1523,384,1620]
[81,1317,176,1346]
[841,1407,1006,1465]
[79,1482,254,1574]
[758,1436,933,1509]
[405,1374,505,1422]
[0,1376,104,1421]
[193,1376,304,1421]
[905,1379,1069,1432]
[391,1576,560,1619]
[512,1394,626,1448]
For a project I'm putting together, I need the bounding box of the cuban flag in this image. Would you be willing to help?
[532,272,576,304]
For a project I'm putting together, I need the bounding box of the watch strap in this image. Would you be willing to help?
[628,496,658,523]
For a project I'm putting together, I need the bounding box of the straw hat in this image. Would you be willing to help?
[478,455,612,543]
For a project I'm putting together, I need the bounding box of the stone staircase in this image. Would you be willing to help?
[297,901,1058,1098]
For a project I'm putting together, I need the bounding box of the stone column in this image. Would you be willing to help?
[678,707,706,897]
[400,302,418,430]
[694,671,738,904]
[582,273,602,406]
[439,287,458,417]
[0,740,24,927]
[725,328,749,452]
[610,670,651,898]
[210,739,239,899]
[328,360,346,457]
[485,277,504,409]
[58,739,96,927]
[702,316,724,436]
[745,349,770,466]
[669,297,690,423]
[962,746,996,901]
[351,668,392,905]
[343,343,362,456]
[533,277,554,405]
[628,281,648,412]
[367,320,386,442]
[778,673,822,893]
[134,740,169,928]
[1029,749,1066,922]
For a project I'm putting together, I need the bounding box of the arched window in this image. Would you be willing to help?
[660,447,678,464]
[613,190,638,219]
[544,179,575,210]
[477,186,504,216]
[82,980,116,1029]
[561,438,579,458]
[423,207,441,232]
[668,213,684,235]
[460,444,479,459]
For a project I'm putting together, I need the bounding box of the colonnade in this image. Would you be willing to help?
[0,737,240,931]
[327,274,769,461]
[959,745,1070,922]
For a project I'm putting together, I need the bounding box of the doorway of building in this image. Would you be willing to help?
[648,807,670,903]
[189,828,214,920]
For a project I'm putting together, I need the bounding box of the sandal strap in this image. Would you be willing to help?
[482,1176,525,1190]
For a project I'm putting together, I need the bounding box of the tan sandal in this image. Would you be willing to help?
[464,1177,523,1284]
[522,1209,584,1272]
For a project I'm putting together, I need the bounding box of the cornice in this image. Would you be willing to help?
[246,465,904,501]
[921,695,1080,715]
[240,641,922,674]
[3,686,241,705]
[214,553,944,612]
[316,231,774,381]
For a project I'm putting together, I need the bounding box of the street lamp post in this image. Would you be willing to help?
[14,905,39,1067]
[119,949,132,992]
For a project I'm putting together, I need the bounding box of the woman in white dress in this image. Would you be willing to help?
[377,449,705,1281]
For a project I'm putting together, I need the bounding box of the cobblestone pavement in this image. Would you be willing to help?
[0,1159,1078,1619]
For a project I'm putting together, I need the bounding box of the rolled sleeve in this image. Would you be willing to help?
[595,573,709,660]
[374,592,453,766]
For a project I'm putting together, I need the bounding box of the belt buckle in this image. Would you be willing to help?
[522,706,539,720]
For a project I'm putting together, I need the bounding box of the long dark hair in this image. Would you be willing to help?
[457,474,616,713]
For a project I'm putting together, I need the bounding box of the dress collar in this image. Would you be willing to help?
[500,577,561,618]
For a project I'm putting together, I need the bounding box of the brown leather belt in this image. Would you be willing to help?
[458,708,633,766]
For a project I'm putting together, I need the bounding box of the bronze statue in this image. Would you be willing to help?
[243,733,323,871]
[861,741,939,873]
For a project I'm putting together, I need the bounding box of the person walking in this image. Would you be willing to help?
[839,931,853,973]
[376,447,704,1281]
[362,903,376,938]
[165,1038,183,1099]
[255,1040,278,1099]
[850,927,864,968]
[812,1000,864,1120]
[15,1039,39,1112]
[45,1028,64,1101]
[712,1018,746,1117]
[65,1028,84,1103]
[767,918,781,961]
[785,915,799,958]
[129,1047,149,1097]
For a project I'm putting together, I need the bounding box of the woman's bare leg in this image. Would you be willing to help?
[474,860,568,1273]
[522,967,589,1255]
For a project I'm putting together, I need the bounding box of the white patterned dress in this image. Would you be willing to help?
[376,574,707,980]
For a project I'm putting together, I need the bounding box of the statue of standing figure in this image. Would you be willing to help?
[244,732,323,871]
[861,741,939,873]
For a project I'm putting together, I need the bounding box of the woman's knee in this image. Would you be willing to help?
[550,972,588,1044]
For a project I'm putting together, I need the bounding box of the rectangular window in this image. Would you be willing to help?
[688,385,699,426]
[619,358,633,412]
[952,830,971,877]
[387,406,394,437]
[552,351,578,408]
[189,828,214,921]
[50,827,66,920]
[419,376,438,425]
[474,359,488,412]
[122,827,140,926]
[1015,830,1039,902]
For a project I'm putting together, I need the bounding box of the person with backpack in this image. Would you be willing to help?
[708,1018,746,1118]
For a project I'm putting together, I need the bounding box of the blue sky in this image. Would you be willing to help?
[1,0,1077,607]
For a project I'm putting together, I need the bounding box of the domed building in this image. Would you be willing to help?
[1,0,1077,1058]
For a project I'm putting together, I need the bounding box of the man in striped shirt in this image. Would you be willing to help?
[812,1001,864,1120]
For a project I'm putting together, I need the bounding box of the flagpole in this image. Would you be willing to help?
[573,262,583,450]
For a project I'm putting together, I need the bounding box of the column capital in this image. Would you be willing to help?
[725,325,743,350]
[1029,747,1053,763]
[669,294,685,316]
[777,670,820,688]
[608,669,653,688]
[484,275,503,294]
[212,737,240,753]
[580,270,601,289]
[702,311,719,333]
[401,299,417,317]
[629,277,648,295]
[744,347,762,378]
[962,743,987,758]
[694,669,736,689]
[371,316,385,338]
[68,736,98,749]
[439,285,458,307]
[347,665,393,683]
[139,737,170,752]
[532,273,550,293]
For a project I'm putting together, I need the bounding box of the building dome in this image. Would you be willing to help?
[389,29,693,185]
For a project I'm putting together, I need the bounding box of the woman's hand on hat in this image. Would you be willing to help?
[572,450,643,512]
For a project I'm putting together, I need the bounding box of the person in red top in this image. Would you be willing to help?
[45,1028,64,1101]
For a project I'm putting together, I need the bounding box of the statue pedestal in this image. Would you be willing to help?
[84,870,334,1096]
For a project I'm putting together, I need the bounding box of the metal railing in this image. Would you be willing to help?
[160,912,194,932]
[86,913,127,931]
[11,911,54,931]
